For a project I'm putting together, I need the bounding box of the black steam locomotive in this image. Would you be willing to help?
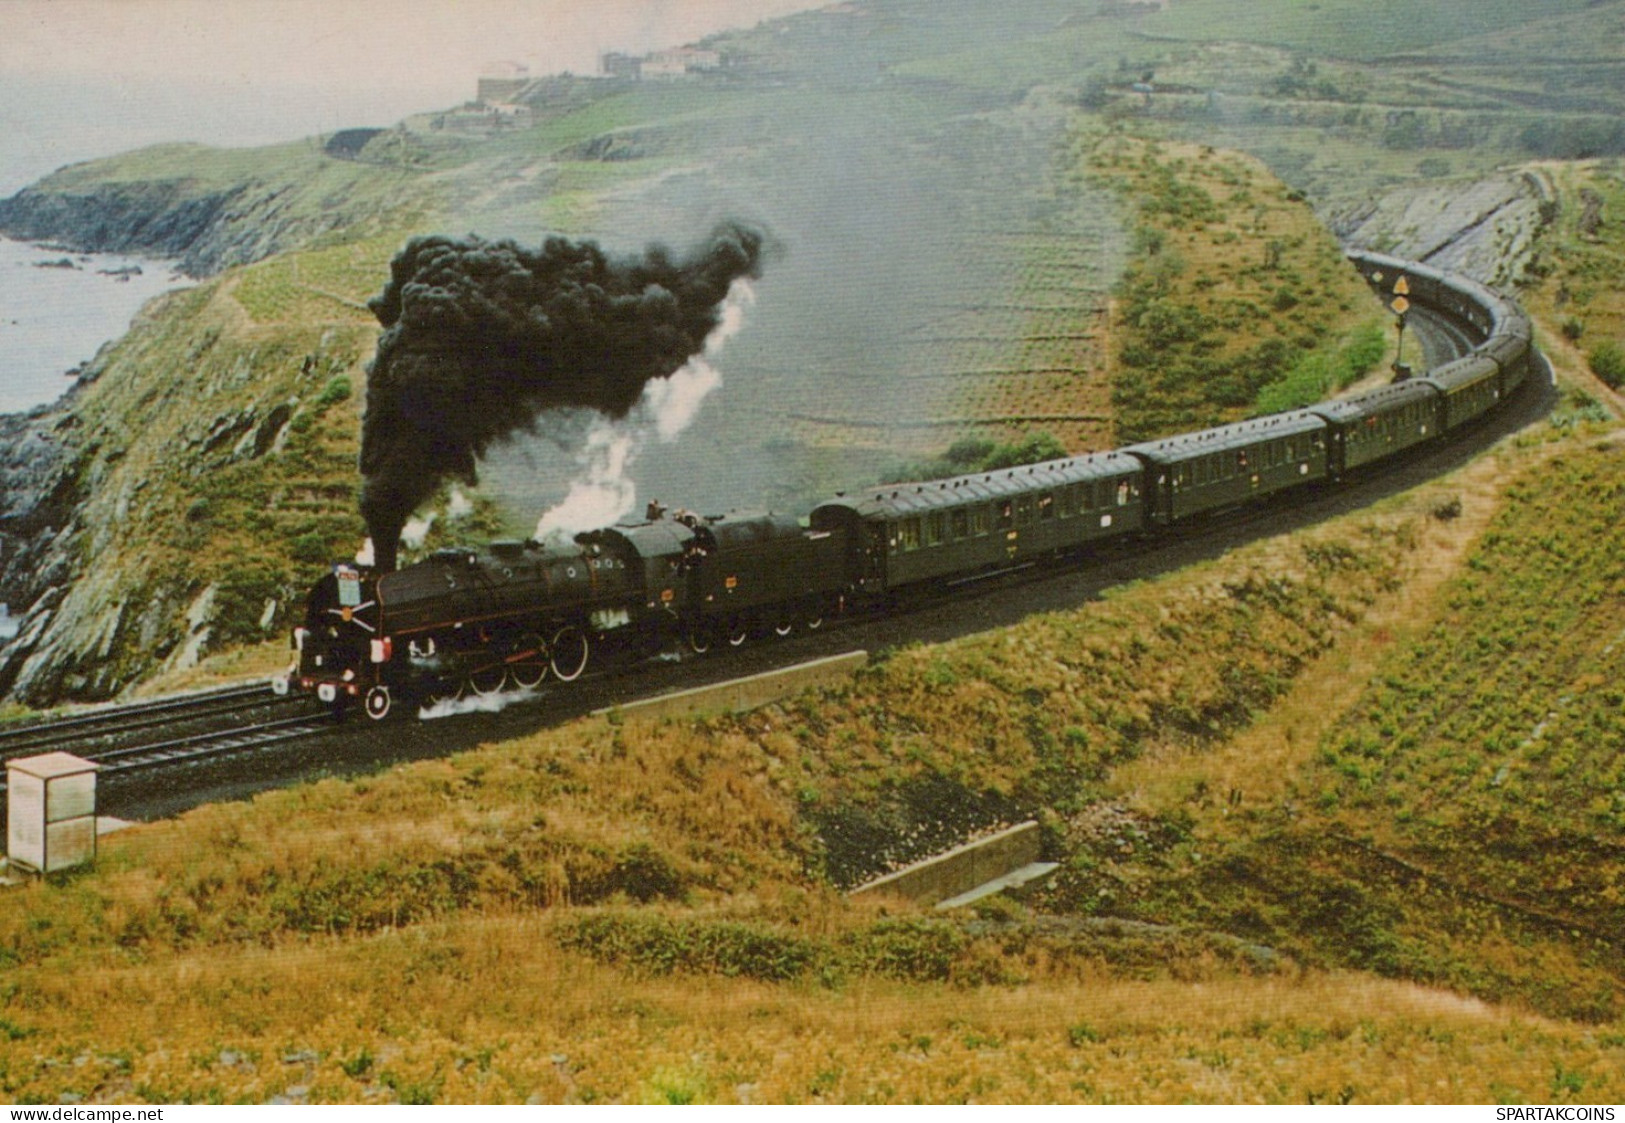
[283,251,1536,720]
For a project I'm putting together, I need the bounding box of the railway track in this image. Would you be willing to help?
[0,681,333,796]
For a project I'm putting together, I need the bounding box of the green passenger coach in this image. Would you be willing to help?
[1123,411,1330,526]
[810,451,1146,592]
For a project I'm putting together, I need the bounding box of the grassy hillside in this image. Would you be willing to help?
[1082,132,1387,441]
[1521,161,1625,414]
[4,411,1624,1102]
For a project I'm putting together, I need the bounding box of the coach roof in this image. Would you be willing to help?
[1121,409,1327,466]
[819,451,1144,521]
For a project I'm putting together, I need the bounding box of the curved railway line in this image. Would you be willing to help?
[1,252,1552,826]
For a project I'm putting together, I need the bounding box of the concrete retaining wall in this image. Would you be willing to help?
[848,820,1043,905]
[593,650,867,725]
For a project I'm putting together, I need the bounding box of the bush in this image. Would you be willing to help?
[882,431,1067,484]
[316,375,353,408]
[559,913,819,981]
[1587,339,1625,388]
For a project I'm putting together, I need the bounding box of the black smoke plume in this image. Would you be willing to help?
[358,222,765,571]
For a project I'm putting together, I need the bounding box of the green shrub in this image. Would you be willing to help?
[559,913,819,981]
[1587,339,1625,388]
[882,431,1067,484]
[316,375,353,408]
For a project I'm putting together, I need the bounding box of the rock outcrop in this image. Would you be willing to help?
[0,403,84,698]
[0,143,434,277]
[0,179,248,276]
[1327,168,1556,288]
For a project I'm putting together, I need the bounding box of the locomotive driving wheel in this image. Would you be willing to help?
[467,661,508,696]
[424,677,463,708]
[726,617,750,647]
[510,632,550,689]
[550,624,590,682]
[685,619,713,655]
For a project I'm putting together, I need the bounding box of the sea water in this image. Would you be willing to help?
[0,70,376,418]
[0,235,192,415]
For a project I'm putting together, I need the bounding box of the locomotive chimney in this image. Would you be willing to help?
[369,527,400,573]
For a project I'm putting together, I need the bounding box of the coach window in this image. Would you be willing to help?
[997,501,1013,530]
[1015,496,1034,525]
[925,512,946,546]
[950,508,969,539]
[972,505,992,536]
[897,517,922,551]
[1038,493,1055,521]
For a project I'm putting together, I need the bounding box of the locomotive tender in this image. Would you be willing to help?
[285,251,1536,720]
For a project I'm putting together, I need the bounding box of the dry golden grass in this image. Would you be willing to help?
[127,640,294,699]
[6,912,1620,1105]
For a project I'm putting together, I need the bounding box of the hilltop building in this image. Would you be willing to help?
[1100,0,1168,13]
[600,51,643,79]
[477,60,531,103]
[598,45,722,80]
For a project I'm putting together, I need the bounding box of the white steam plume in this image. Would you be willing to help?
[532,279,755,542]
[400,512,436,549]
[532,426,638,544]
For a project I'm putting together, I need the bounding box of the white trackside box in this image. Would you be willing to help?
[7,752,101,874]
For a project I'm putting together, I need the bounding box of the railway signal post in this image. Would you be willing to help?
[1391,275,1412,380]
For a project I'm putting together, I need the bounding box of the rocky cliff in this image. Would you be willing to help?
[0,141,440,276]
[0,138,451,706]
[0,274,374,705]
[1326,168,1556,288]
[0,403,80,687]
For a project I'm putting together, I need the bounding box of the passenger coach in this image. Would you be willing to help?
[810,452,1145,593]
[1122,411,1330,526]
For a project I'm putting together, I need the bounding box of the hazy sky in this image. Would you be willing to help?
[0,1,820,189]
[0,0,819,91]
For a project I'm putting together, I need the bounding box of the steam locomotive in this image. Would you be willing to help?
[282,251,1536,720]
